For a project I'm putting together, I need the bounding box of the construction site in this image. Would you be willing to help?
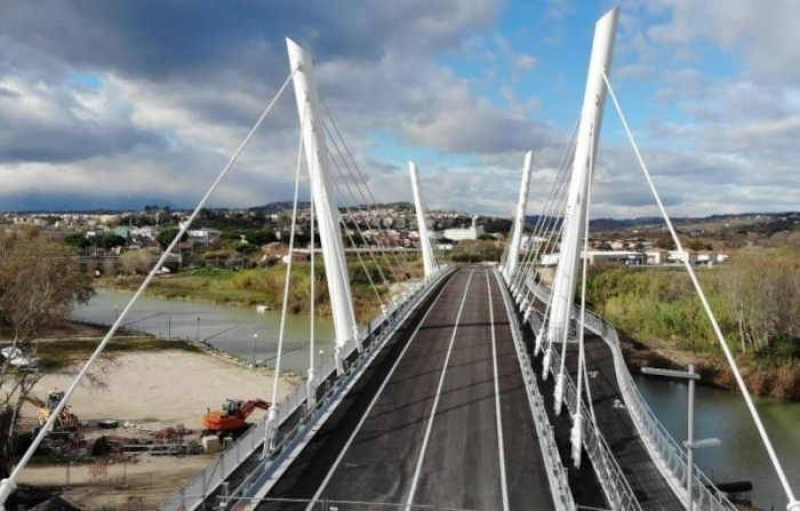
[10,342,296,510]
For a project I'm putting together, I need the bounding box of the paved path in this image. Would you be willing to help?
[259,268,554,510]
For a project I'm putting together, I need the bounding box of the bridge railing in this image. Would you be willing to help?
[544,338,642,510]
[161,267,452,511]
[527,279,737,510]
[494,271,576,511]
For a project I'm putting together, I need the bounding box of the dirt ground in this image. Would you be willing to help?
[16,349,298,509]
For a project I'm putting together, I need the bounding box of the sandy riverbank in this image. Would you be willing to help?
[16,349,298,509]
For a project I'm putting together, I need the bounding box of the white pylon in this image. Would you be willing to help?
[546,8,618,358]
[287,38,357,374]
[503,150,533,287]
[409,161,437,280]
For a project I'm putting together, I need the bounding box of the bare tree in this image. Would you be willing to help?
[0,229,93,483]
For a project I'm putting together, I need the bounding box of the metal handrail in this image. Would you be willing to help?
[527,280,737,510]
[547,345,642,510]
[495,270,576,511]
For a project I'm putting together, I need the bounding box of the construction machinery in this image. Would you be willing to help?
[25,391,80,431]
[202,399,270,437]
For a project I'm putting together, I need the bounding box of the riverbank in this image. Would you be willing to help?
[102,261,422,322]
[586,251,800,401]
[621,332,800,401]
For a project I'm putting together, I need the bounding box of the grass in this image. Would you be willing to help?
[586,261,800,400]
[105,257,423,322]
[35,336,201,370]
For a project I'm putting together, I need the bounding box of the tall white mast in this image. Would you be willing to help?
[503,150,533,285]
[287,38,357,373]
[409,161,437,279]
[546,9,618,354]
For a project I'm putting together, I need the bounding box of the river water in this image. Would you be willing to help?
[73,289,798,509]
[635,376,800,510]
[72,288,335,377]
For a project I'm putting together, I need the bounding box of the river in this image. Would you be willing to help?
[72,288,336,377]
[73,289,798,509]
[634,376,800,510]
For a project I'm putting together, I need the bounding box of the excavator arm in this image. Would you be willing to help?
[239,399,270,418]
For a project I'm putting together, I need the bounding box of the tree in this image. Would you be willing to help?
[157,226,186,249]
[119,248,158,275]
[0,231,93,484]
[64,233,91,250]
[97,233,126,250]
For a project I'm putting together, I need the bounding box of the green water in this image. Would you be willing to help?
[72,288,336,377]
[635,375,800,509]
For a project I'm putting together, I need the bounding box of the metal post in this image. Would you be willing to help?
[687,363,695,511]
[287,38,357,375]
[503,150,533,284]
[408,161,436,280]
[642,365,720,510]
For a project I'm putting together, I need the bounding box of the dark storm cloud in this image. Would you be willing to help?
[1,0,499,80]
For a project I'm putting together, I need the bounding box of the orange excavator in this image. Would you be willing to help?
[202,399,270,437]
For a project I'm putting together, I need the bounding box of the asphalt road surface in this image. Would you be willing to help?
[262,268,554,510]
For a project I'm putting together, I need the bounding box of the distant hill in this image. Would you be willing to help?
[525,212,800,234]
[248,201,310,213]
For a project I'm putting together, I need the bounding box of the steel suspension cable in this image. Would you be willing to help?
[515,133,577,299]
[264,101,307,455]
[510,122,579,294]
[602,71,799,510]
[320,102,412,274]
[0,70,295,503]
[514,153,574,307]
[322,131,391,312]
[322,121,394,289]
[509,117,578,289]
[571,123,597,467]
[515,161,572,294]
[323,121,411,276]
[323,127,407,285]
[307,193,316,408]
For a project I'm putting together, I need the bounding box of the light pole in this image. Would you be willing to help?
[252,333,258,364]
[642,364,721,511]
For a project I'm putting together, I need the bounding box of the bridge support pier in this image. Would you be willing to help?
[409,161,437,280]
[503,150,533,284]
[546,8,618,350]
[287,38,358,374]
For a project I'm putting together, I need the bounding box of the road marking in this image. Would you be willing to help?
[486,271,511,511]
[305,271,462,510]
[404,269,475,510]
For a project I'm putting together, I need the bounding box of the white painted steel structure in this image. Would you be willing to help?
[546,8,618,351]
[408,161,437,279]
[527,280,737,510]
[502,150,533,283]
[287,38,357,373]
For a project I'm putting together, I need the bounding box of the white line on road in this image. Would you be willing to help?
[305,271,461,510]
[404,269,475,510]
[486,271,511,511]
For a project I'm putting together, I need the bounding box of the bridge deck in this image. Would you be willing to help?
[565,334,683,509]
[529,295,684,510]
[258,268,555,509]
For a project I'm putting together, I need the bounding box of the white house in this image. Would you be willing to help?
[443,216,484,242]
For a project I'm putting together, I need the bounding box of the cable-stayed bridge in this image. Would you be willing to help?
[2,6,798,511]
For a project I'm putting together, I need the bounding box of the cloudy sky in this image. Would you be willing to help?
[1,0,799,218]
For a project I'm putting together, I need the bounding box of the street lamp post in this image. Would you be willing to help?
[641,364,720,511]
